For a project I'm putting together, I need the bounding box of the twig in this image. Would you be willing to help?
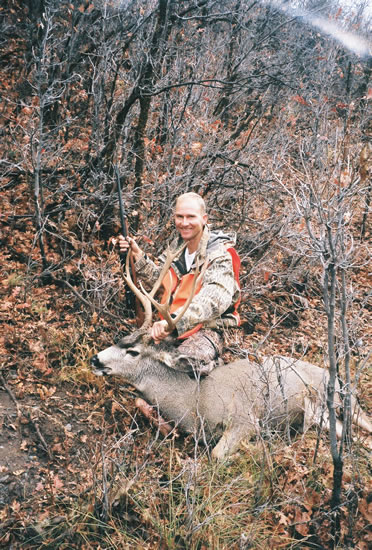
[0,373,20,416]
[30,417,54,461]
[54,277,92,308]
[0,373,53,460]
[48,275,127,323]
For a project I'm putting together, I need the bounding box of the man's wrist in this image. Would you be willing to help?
[134,251,146,264]
[134,251,144,262]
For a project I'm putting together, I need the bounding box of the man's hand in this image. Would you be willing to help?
[118,235,143,262]
[151,320,172,344]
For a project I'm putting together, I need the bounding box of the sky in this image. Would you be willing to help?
[262,0,371,58]
[111,0,371,58]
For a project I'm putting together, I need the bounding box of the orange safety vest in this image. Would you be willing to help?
[160,247,241,339]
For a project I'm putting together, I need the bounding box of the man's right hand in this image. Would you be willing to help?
[151,320,172,344]
[118,235,143,262]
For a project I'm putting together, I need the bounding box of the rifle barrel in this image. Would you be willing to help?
[115,166,127,240]
[114,166,143,325]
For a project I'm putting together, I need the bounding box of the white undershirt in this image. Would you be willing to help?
[184,248,196,272]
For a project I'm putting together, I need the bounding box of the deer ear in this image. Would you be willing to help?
[174,354,194,373]
[155,350,174,368]
[158,352,194,373]
[161,351,176,369]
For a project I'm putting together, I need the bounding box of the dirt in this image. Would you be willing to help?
[0,374,100,508]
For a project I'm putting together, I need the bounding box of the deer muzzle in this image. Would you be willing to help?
[91,354,106,376]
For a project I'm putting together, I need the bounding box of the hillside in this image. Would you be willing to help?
[0,1,371,548]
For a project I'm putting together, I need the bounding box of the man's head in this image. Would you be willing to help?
[174,193,208,249]
[175,192,206,215]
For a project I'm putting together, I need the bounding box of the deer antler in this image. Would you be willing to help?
[123,243,208,334]
[123,243,187,331]
[122,252,153,330]
[146,242,187,300]
[139,250,209,334]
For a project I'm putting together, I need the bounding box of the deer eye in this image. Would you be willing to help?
[126,348,140,357]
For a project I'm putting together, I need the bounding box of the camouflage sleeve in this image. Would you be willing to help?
[175,252,239,337]
[134,253,163,288]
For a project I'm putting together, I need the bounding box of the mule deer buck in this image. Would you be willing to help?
[91,248,372,460]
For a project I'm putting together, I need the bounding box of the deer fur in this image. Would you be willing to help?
[91,332,372,460]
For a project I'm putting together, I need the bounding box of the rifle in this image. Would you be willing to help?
[115,166,144,327]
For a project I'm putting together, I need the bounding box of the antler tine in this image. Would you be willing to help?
[123,250,153,329]
[140,254,209,334]
[148,242,187,299]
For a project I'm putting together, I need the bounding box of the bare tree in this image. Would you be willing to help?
[273,90,370,548]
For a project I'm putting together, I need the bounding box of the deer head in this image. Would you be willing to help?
[91,330,184,382]
[91,331,153,379]
[91,244,208,377]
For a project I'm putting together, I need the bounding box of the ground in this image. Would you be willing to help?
[0,242,371,549]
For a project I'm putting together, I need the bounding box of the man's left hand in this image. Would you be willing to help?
[151,320,172,344]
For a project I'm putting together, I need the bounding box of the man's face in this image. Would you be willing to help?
[174,198,207,243]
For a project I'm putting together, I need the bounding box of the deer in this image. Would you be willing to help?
[91,247,372,460]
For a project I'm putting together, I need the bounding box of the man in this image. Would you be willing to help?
[119,192,241,376]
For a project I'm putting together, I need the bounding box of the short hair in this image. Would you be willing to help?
[175,192,206,214]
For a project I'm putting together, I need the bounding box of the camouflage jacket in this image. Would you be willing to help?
[135,226,241,337]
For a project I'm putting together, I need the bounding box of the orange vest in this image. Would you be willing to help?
[160,247,241,339]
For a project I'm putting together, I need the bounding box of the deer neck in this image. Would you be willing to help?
[134,360,200,431]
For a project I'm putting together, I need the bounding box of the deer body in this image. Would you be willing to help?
[91,335,372,460]
[93,249,371,459]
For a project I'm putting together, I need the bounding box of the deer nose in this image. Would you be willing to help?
[91,355,102,368]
